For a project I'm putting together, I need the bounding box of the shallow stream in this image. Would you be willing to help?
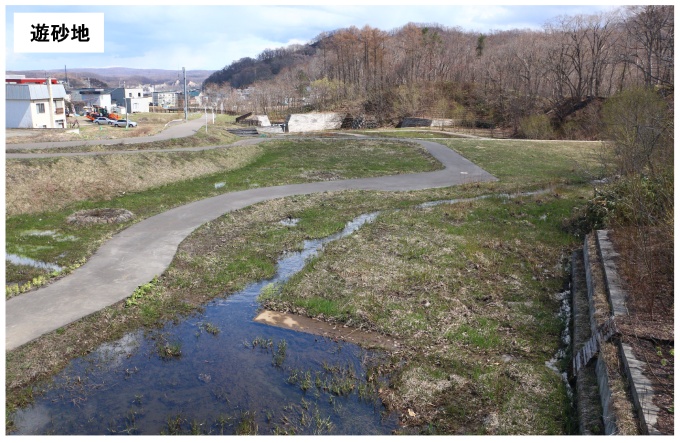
[9,212,399,435]
[9,190,561,435]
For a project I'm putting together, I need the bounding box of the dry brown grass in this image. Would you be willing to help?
[5,145,262,215]
[601,342,640,435]
[262,193,581,433]
[5,113,190,144]
[587,235,611,326]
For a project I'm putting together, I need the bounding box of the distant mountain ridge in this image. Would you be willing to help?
[7,67,214,87]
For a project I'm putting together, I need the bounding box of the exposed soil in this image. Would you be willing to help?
[610,227,674,435]
[66,208,134,225]
[254,310,400,351]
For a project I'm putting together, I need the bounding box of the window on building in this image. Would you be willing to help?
[36,103,45,113]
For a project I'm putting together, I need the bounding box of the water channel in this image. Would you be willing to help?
[9,190,567,435]
[9,212,399,435]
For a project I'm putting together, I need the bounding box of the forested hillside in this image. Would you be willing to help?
[203,5,673,139]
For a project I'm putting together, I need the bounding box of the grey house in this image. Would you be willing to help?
[6,82,67,128]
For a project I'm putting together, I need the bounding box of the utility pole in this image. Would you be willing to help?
[183,67,188,121]
[46,77,55,129]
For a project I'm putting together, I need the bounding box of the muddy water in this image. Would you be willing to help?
[9,213,399,435]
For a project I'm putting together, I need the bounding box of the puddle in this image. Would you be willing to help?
[417,189,551,209]
[279,217,300,227]
[21,230,57,237]
[9,212,397,435]
[417,194,491,208]
[5,253,62,272]
[20,230,78,242]
[545,289,573,400]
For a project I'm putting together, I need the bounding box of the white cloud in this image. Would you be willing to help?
[5,4,621,71]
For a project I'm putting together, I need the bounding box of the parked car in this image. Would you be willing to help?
[113,119,138,128]
[92,117,111,125]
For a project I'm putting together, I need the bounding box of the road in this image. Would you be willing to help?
[5,135,496,350]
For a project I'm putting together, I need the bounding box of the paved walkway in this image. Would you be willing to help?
[5,116,206,151]
[5,139,496,350]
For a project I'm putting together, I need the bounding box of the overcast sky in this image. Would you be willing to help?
[4,2,621,72]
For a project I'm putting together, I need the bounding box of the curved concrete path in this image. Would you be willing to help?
[6,116,206,151]
[5,139,496,350]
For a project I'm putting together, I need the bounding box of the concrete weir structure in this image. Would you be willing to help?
[399,117,458,128]
[285,112,344,133]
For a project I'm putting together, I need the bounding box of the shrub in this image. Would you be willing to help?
[519,114,554,139]
[562,172,673,237]
[601,87,672,176]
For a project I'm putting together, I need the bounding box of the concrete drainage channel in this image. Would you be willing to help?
[570,230,663,435]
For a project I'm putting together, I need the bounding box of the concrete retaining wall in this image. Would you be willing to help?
[581,235,618,434]
[573,231,663,435]
[285,112,344,133]
[595,231,662,435]
[400,117,459,128]
[243,115,271,127]
[399,117,432,128]
[257,125,284,134]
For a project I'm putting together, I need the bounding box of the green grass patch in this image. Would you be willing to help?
[442,139,603,187]
[300,297,342,317]
[447,318,502,350]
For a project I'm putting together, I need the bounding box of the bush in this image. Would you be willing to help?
[562,172,673,237]
[519,114,554,139]
[602,87,672,176]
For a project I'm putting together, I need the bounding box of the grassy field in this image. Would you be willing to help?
[5,137,602,434]
[259,190,585,434]
[348,130,466,139]
[442,139,604,187]
[5,138,440,290]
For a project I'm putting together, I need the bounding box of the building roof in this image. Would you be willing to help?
[70,88,112,101]
[6,83,67,100]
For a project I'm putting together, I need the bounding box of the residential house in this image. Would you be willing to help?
[6,78,68,128]
[188,89,202,107]
[70,88,113,114]
[110,87,150,113]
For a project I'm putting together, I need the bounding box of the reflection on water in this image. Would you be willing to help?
[5,253,62,272]
[10,212,398,435]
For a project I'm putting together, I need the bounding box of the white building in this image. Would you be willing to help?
[110,87,150,113]
[152,91,179,108]
[6,81,68,128]
[70,88,113,113]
